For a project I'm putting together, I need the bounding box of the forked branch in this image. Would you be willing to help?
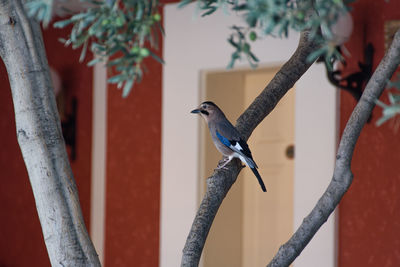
[181,31,319,267]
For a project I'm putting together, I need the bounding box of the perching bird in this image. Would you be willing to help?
[191,101,267,192]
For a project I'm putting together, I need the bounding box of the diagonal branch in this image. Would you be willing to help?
[181,31,319,267]
[267,28,400,267]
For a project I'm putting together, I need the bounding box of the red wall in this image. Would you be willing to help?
[339,1,400,266]
[103,2,178,266]
[0,25,93,266]
[104,64,162,267]
[104,22,162,267]
[0,3,171,266]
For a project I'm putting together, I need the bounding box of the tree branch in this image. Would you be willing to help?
[0,1,100,266]
[267,28,400,267]
[181,31,319,267]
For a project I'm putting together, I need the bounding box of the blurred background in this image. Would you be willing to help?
[1,0,400,267]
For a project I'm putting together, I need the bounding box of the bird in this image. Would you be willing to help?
[191,101,267,192]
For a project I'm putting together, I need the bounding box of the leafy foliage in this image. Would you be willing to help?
[376,75,400,129]
[180,0,351,69]
[25,0,54,27]
[227,26,259,69]
[26,0,163,97]
[25,0,351,96]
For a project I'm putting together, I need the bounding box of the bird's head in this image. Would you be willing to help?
[191,101,220,122]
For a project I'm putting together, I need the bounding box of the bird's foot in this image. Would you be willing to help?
[216,166,228,170]
[217,157,233,169]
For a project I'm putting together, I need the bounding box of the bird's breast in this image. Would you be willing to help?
[214,139,234,157]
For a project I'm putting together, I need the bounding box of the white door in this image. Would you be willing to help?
[201,67,295,267]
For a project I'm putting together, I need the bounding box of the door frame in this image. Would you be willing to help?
[90,63,107,264]
[161,3,339,267]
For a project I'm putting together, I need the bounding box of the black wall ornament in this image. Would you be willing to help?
[51,67,78,161]
[61,97,77,161]
[318,43,374,122]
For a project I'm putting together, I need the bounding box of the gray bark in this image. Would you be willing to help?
[181,31,319,267]
[0,1,100,266]
[267,28,400,267]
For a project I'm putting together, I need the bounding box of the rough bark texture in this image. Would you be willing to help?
[181,31,319,267]
[0,1,100,266]
[267,28,400,267]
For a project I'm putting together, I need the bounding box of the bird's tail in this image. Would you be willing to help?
[250,167,267,192]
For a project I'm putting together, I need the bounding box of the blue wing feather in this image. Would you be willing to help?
[215,130,266,191]
[216,130,232,147]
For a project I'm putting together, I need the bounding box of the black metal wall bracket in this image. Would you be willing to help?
[61,97,77,161]
[327,43,374,102]
[319,43,374,122]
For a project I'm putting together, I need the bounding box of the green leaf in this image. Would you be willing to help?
[108,74,126,83]
[178,0,192,8]
[249,31,257,41]
[79,41,89,62]
[150,51,165,64]
[375,100,388,108]
[307,47,327,63]
[201,6,217,17]
[232,3,248,11]
[387,74,400,89]
[91,42,106,52]
[122,79,134,98]
[25,0,53,27]
[390,94,400,103]
[87,57,103,66]
[227,51,240,69]
[86,0,103,4]
[106,57,125,67]
[70,12,90,21]
[382,105,400,117]
[242,43,250,53]
[139,48,150,57]
[248,51,259,63]
[54,19,75,28]
[375,105,400,126]
[376,115,392,127]
[228,37,239,48]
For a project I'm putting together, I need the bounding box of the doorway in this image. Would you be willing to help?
[201,67,295,267]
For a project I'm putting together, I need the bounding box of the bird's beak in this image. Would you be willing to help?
[191,108,201,114]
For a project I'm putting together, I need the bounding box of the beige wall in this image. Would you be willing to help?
[162,3,338,267]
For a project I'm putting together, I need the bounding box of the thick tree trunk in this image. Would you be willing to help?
[0,1,100,266]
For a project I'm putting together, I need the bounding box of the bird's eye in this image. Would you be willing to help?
[201,104,207,109]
